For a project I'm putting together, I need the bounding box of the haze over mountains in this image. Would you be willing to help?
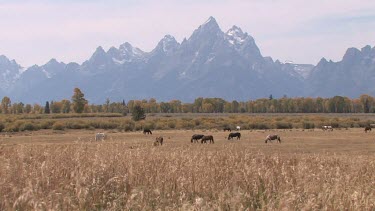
[0,17,374,103]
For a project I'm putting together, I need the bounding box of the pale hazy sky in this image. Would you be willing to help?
[0,0,374,67]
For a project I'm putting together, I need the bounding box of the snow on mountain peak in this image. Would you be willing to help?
[119,42,144,57]
[157,35,179,53]
[225,25,250,46]
[227,25,244,36]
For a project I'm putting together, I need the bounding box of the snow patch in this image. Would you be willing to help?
[112,58,125,65]
[42,68,51,78]
[205,54,216,64]
[192,51,199,63]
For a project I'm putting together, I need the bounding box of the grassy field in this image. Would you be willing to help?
[1,115,375,210]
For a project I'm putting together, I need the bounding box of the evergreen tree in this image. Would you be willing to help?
[132,104,145,121]
[44,101,50,114]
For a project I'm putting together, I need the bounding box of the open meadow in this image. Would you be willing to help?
[1,114,375,210]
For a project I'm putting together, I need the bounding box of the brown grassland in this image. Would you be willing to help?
[1,114,375,210]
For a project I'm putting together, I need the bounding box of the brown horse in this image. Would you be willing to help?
[191,134,204,143]
[223,127,231,132]
[265,134,281,143]
[154,136,163,146]
[201,135,214,144]
[143,129,152,135]
[365,126,372,133]
[228,132,241,140]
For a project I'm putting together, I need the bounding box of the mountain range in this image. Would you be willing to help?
[0,17,374,104]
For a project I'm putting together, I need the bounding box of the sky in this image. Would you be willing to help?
[0,0,375,67]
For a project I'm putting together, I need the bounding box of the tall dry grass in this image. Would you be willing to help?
[1,142,374,210]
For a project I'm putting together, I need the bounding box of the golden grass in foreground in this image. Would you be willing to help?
[1,129,375,210]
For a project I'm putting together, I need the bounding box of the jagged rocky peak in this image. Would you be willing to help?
[361,45,372,54]
[0,55,10,64]
[189,16,223,41]
[44,58,62,66]
[317,57,329,66]
[225,25,255,46]
[107,46,120,55]
[90,46,107,60]
[201,16,221,31]
[155,35,179,53]
[119,42,144,57]
[0,55,22,72]
[0,55,19,66]
[342,47,362,61]
[226,26,245,38]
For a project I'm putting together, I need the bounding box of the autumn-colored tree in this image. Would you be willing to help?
[33,104,43,114]
[61,100,71,113]
[360,94,373,113]
[1,96,11,114]
[71,88,88,113]
[51,101,62,113]
[24,104,32,114]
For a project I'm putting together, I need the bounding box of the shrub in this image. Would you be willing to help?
[65,121,87,129]
[4,123,20,132]
[144,122,156,130]
[0,122,4,132]
[275,122,292,129]
[99,121,118,129]
[302,122,315,129]
[248,123,271,130]
[19,122,38,131]
[52,122,65,130]
[167,121,176,129]
[121,120,135,132]
[39,120,55,129]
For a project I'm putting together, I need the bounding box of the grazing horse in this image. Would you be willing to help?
[154,136,163,146]
[201,135,214,144]
[191,134,204,143]
[265,134,281,143]
[322,125,333,131]
[143,129,152,135]
[236,126,241,131]
[228,132,241,140]
[223,127,231,132]
[365,126,372,133]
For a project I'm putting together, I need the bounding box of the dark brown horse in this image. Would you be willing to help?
[228,132,241,140]
[365,126,372,133]
[201,135,214,144]
[223,127,231,132]
[143,129,152,135]
[265,134,281,143]
[191,134,204,143]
